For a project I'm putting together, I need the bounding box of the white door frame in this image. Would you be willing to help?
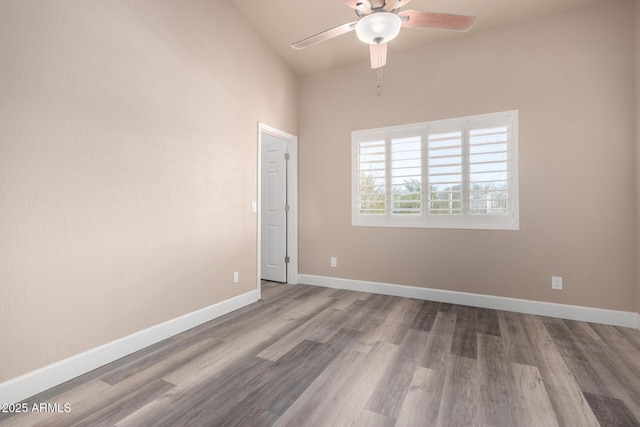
[257,122,298,299]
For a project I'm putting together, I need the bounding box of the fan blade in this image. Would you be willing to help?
[383,0,411,12]
[399,10,476,31]
[291,21,358,49]
[369,43,387,69]
[341,0,372,14]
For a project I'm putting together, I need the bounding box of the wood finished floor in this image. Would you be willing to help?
[2,282,640,427]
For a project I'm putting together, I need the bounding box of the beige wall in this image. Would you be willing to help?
[635,0,640,316]
[299,0,636,312]
[0,1,298,383]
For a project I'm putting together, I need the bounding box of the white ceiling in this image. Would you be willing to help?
[231,0,604,75]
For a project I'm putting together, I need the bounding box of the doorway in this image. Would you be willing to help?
[257,123,298,297]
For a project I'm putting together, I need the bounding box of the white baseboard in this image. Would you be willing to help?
[298,274,638,329]
[0,290,259,405]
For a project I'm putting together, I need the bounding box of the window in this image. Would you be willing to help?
[352,110,519,230]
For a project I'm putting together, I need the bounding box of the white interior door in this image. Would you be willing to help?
[261,134,287,282]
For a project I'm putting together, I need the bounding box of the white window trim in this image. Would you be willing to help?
[352,110,519,231]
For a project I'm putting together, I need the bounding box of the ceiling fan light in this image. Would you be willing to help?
[355,12,402,45]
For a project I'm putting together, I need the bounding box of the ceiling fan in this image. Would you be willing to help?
[291,0,477,69]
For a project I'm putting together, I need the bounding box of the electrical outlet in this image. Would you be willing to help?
[330,257,337,268]
[233,271,239,283]
[552,276,563,290]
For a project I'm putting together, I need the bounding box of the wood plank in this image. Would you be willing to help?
[395,366,445,426]
[450,305,478,359]
[123,337,328,426]
[435,354,478,427]
[68,379,175,427]
[498,311,537,366]
[349,296,408,353]
[509,362,559,426]
[101,334,224,386]
[477,307,502,337]
[330,289,369,310]
[259,292,342,340]
[260,281,293,300]
[162,329,275,386]
[271,349,368,426]
[116,354,273,426]
[562,321,640,420]
[420,311,457,370]
[385,298,425,345]
[410,300,439,331]
[477,333,520,427]
[172,286,311,343]
[366,329,428,418]
[293,285,329,300]
[543,320,611,396]
[216,330,359,426]
[350,409,395,427]
[340,299,384,332]
[274,343,397,426]
[590,323,640,380]
[583,391,640,427]
[309,342,399,426]
[476,334,557,427]
[617,325,640,352]
[256,304,342,361]
[520,315,600,427]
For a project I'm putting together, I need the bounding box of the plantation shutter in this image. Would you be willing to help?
[427,126,463,216]
[352,110,518,230]
[468,118,510,215]
[355,134,386,216]
[391,132,422,216]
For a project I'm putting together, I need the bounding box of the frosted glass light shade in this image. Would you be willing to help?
[355,12,402,45]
